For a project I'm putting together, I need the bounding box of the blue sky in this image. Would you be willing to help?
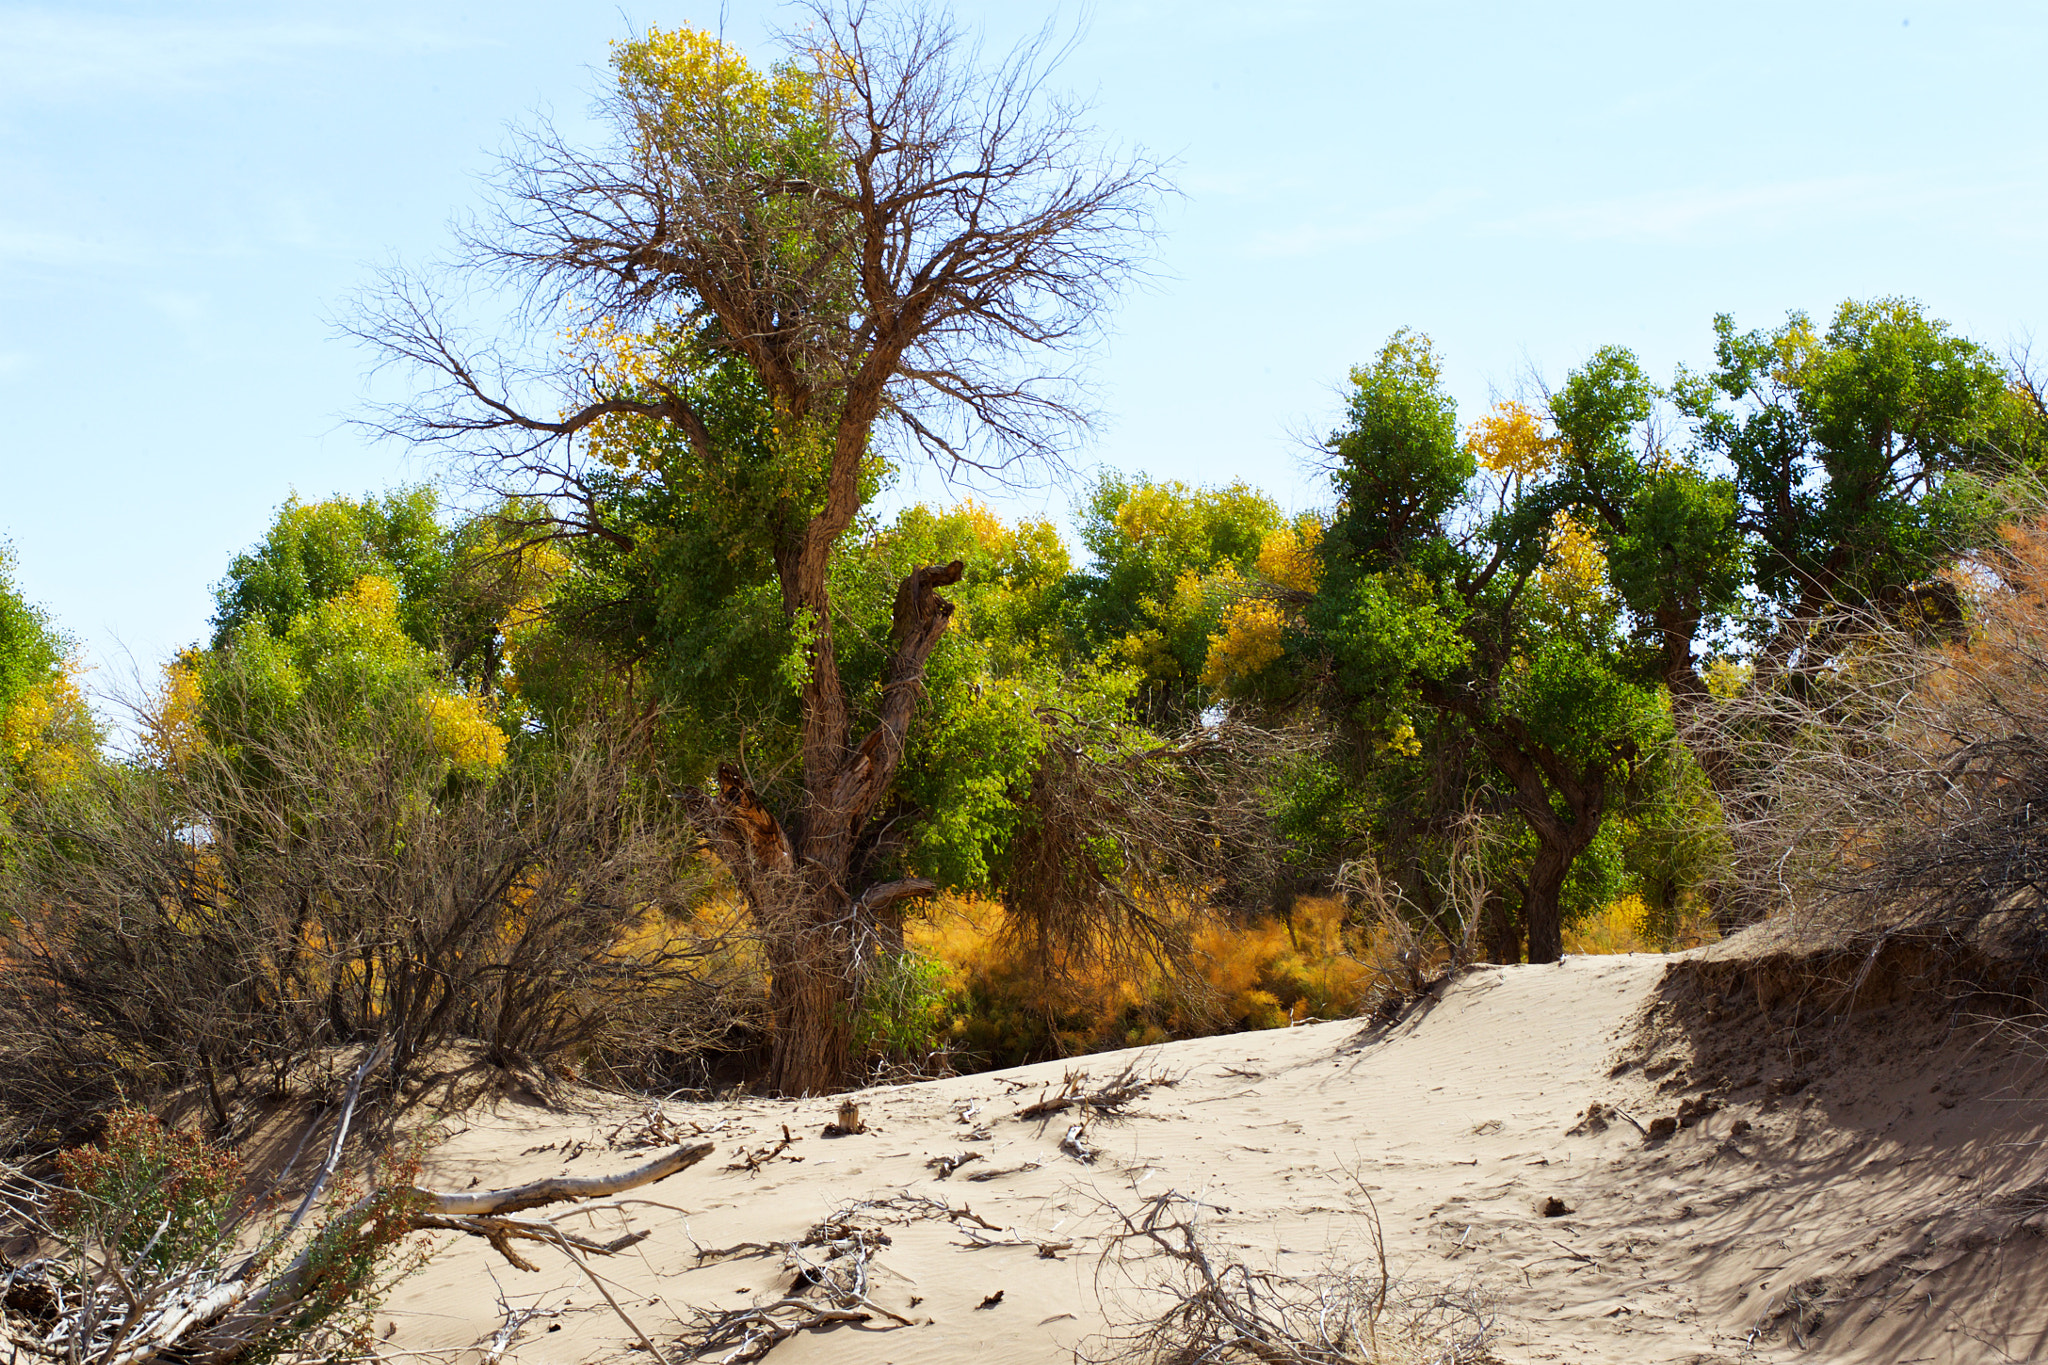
[3,0,2045,686]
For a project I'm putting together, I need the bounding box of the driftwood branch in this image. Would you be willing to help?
[6,1140,717,1364]
[417,1140,715,1216]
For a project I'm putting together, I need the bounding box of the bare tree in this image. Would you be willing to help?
[351,2,1167,1093]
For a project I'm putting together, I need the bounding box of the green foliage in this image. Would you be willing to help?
[1505,636,1669,770]
[1674,298,2013,631]
[1324,571,1471,725]
[1061,473,1285,727]
[52,1107,242,1278]
[0,544,66,722]
[200,499,510,780]
[1302,331,1678,959]
[1265,752,1371,869]
[852,949,951,1064]
[851,502,1140,894]
[1604,465,1745,642]
[1320,330,1471,576]
[212,488,449,652]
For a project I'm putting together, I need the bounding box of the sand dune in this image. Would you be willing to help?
[381,943,2048,1363]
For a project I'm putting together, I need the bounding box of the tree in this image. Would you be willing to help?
[210,489,449,651]
[1295,333,1670,963]
[0,544,95,804]
[1058,474,1285,729]
[355,5,1166,1093]
[1672,298,2017,686]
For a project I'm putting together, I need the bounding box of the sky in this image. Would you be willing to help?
[3,0,2046,690]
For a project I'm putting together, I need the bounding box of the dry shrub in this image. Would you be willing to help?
[0,697,744,1143]
[1190,896,1376,1029]
[1701,515,2048,956]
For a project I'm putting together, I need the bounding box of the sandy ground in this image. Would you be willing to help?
[380,947,2048,1364]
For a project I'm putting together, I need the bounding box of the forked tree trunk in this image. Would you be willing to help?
[684,560,963,1096]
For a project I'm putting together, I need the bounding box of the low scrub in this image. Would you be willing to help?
[907,894,1381,1068]
[0,696,743,1143]
[1704,515,2048,958]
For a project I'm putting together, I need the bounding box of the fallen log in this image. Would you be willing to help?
[16,1136,717,1365]
[419,1140,716,1215]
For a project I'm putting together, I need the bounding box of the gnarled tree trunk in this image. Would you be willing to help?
[684,559,962,1095]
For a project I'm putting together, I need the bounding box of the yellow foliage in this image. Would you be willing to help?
[424,692,509,777]
[1255,519,1322,593]
[1112,482,1185,547]
[957,498,1012,557]
[1562,893,1652,955]
[1703,657,1752,699]
[1374,718,1421,759]
[1201,599,1287,690]
[611,25,819,156]
[1534,511,1612,619]
[1466,400,1561,479]
[140,652,206,770]
[2,663,94,794]
[910,892,1379,1065]
[1191,897,1375,1029]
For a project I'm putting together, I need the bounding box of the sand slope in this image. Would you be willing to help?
[383,948,2048,1364]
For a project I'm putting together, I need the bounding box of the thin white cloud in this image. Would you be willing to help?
[0,8,474,102]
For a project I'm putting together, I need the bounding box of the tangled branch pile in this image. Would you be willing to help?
[1084,1190,1493,1365]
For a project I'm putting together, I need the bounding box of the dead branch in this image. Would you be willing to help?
[1,1140,715,1364]
[724,1127,802,1174]
[1081,1189,1494,1365]
[412,1212,650,1272]
[1017,1060,1180,1123]
[676,1227,912,1364]
[479,1291,561,1365]
[419,1140,715,1216]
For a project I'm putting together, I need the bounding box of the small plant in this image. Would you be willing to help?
[51,1106,245,1281]
[853,948,951,1065]
[6,1090,433,1365]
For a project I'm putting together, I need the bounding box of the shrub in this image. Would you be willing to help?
[51,1107,243,1279]
[911,892,1379,1069]
[16,1106,429,1365]
[0,694,732,1140]
[1703,513,2048,954]
[852,947,952,1067]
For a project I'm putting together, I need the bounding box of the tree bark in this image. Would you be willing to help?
[682,560,961,1096]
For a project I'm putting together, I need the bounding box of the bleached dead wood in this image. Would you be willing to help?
[420,1140,715,1216]
[6,1127,716,1365]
